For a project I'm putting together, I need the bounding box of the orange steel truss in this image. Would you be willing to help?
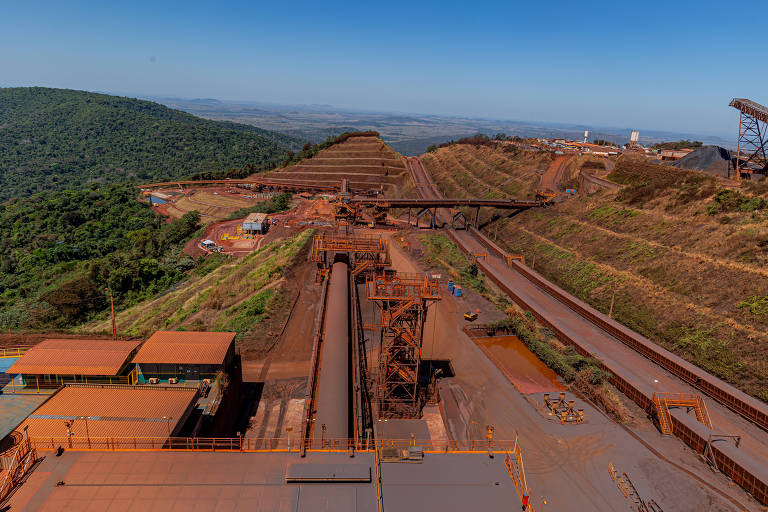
[333,200,357,224]
[366,272,441,418]
[311,234,391,279]
[652,392,713,436]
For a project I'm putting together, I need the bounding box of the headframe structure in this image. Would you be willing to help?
[730,98,768,177]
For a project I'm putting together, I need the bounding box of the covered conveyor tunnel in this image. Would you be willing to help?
[312,261,351,442]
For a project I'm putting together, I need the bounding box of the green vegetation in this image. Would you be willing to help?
[652,140,703,150]
[737,294,768,316]
[215,288,281,334]
[417,233,487,294]
[94,229,314,342]
[0,87,298,200]
[588,204,640,224]
[225,192,292,220]
[671,325,739,380]
[0,184,203,328]
[706,189,768,215]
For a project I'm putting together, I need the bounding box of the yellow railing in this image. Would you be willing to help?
[3,370,222,394]
[3,374,134,394]
[0,347,29,359]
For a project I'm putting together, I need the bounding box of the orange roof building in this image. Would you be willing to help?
[133,331,236,384]
[6,339,140,390]
[18,384,198,443]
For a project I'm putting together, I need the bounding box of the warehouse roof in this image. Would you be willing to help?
[132,331,236,365]
[6,339,140,376]
[19,384,197,440]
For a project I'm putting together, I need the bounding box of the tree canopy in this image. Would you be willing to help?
[0,87,300,200]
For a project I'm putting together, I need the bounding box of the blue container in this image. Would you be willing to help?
[447,280,455,292]
[454,285,463,297]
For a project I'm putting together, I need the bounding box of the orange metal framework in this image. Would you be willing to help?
[365,272,441,418]
[652,392,712,436]
[504,435,533,512]
[333,200,357,224]
[311,234,391,279]
[0,435,37,503]
[730,98,768,177]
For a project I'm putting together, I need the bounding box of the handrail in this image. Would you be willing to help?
[27,436,523,453]
[0,438,36,503]
[0,347,30,359]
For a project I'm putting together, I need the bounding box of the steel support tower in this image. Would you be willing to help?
[730,98,768,177]
[365,272,441,418]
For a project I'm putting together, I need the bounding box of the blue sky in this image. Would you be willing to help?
[1,1,765,137]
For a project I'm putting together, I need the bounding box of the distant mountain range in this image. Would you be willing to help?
[151,96,737,156]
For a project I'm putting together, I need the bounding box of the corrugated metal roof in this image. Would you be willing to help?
[6,339,140,376]
[244,212,268,222]
[19,385,197,440]
[132,331,235,365]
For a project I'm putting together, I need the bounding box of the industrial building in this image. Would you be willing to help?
[16,384,199,444]
[242,212,269,234]
[4,339,140,391]
[132,331,235,384]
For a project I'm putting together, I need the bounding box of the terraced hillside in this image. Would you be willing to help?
[262,134,409,193]
[422,146,768,401]
[421,143,552,200]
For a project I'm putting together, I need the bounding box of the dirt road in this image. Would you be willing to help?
[538,154,570,195]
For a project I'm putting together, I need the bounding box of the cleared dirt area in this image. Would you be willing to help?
[148,187,271,224]
[420,146,768,401]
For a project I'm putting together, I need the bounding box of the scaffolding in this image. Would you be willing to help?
[366,272,441,418]
[311,234,391,281]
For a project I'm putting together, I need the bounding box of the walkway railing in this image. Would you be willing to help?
[0,437,37,503]
[0,347,29,359]
[29,436,520,453]
[504,435,532,511]
[3,371,222,394]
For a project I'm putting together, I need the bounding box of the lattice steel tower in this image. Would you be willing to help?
[365,272,441,418]
[730,98,768,177]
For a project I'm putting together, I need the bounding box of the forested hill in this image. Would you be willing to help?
[0,87,300,200]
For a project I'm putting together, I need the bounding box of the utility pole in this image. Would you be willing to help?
[608,286,617,318]
[106,287,116,340]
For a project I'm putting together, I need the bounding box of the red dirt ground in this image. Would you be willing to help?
[473,335,565,394]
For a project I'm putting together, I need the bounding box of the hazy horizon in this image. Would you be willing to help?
[2,1,766,139]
